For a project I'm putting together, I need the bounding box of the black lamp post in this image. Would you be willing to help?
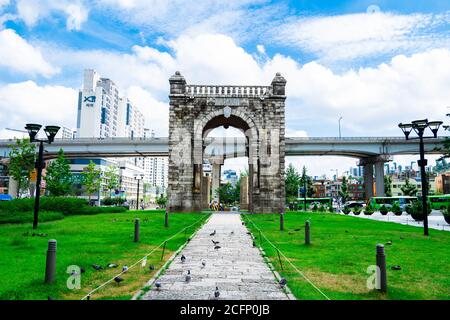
[134,174,144,210]
[398,119,443,236]
[25,123,60,229]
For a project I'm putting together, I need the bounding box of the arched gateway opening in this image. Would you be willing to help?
[167,71,286,213]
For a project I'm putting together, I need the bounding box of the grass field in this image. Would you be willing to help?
[242,212,450,300]
[0,210,209,300]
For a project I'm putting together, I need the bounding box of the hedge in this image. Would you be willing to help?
[0,211,64,224]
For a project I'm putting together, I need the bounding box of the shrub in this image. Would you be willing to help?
[444,205,450,224]
[101,197,126,206]
[410,200,432,221]
[379,205,389,216]
[364,204,374,215]
[312,204,318,212]
[0,197,88,215]
[328,204,334,213]
[342,207,350,215]
[392,202,402,216]
[318,204,325,212]
[405,204,413,215]
[352,206,361,215]
[0,211,64,224]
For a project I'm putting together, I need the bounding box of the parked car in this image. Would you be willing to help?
[343,201,365,210]
[0,194,12,201]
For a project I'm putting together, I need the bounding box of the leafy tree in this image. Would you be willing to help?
[384,175,392,197]
[7,138,36,197]
[300,166,315,198]
[339,176,349,203]
[45,149,72,196]
[103,165,119,198]
[81,161,102,203]
[285,164,300,200]
[216,182,236,206]
[156,195,167,208]
[400,179,417,196]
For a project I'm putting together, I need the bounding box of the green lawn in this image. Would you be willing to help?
[0,210,209,300]
[242,212,450,300]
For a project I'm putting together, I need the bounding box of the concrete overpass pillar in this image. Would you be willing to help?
[211,163,222,202]
[375,161,385,197]
[363,163,374,200]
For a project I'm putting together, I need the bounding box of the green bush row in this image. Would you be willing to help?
[101,197,126,206]
[0,197,88,215]
[0,211,64,224]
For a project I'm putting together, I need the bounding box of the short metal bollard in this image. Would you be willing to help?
[45,239,57,283]
[134,218,140,242]
[376,244,387,292]
[165,208,169,228]
[305,220,311,245]
[279,213,284,231]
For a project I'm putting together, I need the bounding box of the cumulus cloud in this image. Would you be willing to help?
[16,0,88,31]
[0,81,77,134]
[0,28,58,77]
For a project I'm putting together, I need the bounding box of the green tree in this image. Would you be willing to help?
[156,195,167,208]
[400,179,417,196]
[7,138,36,197]
[285,163,300,202]
[103,165,119,198]
[300,166,314,197]
[45,149,72,196]
[216,182,235,205]
[82,161,102,203]
[339,176,349,203]
[384,175,392,197]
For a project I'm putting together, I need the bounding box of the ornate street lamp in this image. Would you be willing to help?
[134,174,144,210]
[25,123,60,229]
[398,119,443,236]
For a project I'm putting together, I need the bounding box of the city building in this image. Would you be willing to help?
[0,161,9,195]
[142,129,169,196]
[435,173,450,194]
[223,169,238,186]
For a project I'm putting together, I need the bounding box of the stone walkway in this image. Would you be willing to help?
[142,213,290,300]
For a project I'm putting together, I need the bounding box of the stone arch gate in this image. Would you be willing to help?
[168,71,286,213]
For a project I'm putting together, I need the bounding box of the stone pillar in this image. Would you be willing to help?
[375,161,385,197]
[240,176,249,210]
[201,176,211,209]
[211,163,221,202]
[363,163,374,200]
[8,176,18,198]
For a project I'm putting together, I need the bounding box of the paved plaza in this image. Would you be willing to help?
[343,211,450,231]
[142,213,290,300]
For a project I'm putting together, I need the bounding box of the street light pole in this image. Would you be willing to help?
[338,116,343,138]
[25,124,60,230]
[33,141,44,229]
[418,134,429,236]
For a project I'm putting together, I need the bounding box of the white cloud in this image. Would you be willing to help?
[0,28,58,77]
[0,81,77,133]
[16,0,88,31]
[274,11,450,61]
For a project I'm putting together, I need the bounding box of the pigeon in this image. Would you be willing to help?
[246,232,251,235]
[214,287,220,299]
[345,230,349,233]
[107,263,118,268]
[92,264,103,271]
[391,265,402,270]
[155,281,161,290]
[201,260,206,268]
[114,276,124,284]
[252,241,256,247]
[241,222,245,225]
[279,278,287,287]
[181,254,186,263]
[122,265,129,272]
[386,240,393,245]
[185,270,191,282]
[214,245,221,250]
[211,240,219,245]
[80,267,86,273]
[294,228,301,231]
[149,265,155,271]
[209,230,216,236]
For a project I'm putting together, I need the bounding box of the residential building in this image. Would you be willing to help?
[143,128,168,195]
[435,173,450,194]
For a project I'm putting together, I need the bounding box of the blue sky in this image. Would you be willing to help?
[0,0,449,176]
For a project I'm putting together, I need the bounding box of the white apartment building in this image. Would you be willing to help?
[143,128,168,195]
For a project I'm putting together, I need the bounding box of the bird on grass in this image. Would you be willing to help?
[252,241,256,247]
[391,265,402,270]
[80,267,86,273]
[181,254,186,263]
[155,281,161,290]
[241,222,245,225]
[214,245,221,250]
[185,270,191,282]
[386,240,393,245]
[201,260,206,268]
[214,287,220,299]
[114,276,124,284]
[92,264,103,271]
[107,263,118,268]
[279,278,287,288]
[209,230,216,236]
[211,240,219,245]
[122,265,129,272]
[149,265,155,271]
